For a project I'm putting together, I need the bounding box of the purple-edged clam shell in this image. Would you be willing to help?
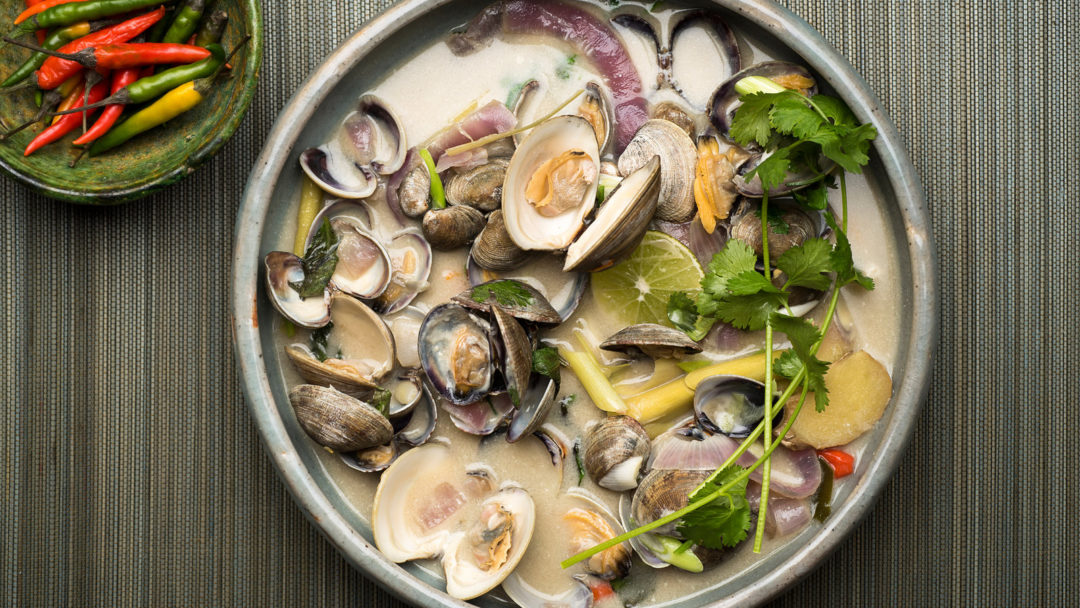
[418,303,495,405]
[441,392,514,436]
[708,61,818,139]
[371,229,432,315]
[465,257,587,322]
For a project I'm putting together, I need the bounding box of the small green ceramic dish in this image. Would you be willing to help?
[0,0,261,204]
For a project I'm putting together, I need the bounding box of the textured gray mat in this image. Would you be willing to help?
[2,0,1076,606]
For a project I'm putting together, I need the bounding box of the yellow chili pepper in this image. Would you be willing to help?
[293,176,322,256]
[88,79,202,155]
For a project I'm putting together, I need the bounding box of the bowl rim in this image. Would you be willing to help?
[231,1,938,606]
[0,0,264,205]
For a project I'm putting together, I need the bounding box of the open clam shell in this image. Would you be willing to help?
[371,228,433,315]
[452,279,563,326]
[502,115,600,251]
[513,80,613,153]
[328,217,393,300]
[708,61,817,139]
[418,303,496,405]
[465,258,588,322]
[506,377,558,443]
[263,251,331,329]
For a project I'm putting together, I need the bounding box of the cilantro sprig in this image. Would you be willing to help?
[470,279,534,308]
[564,75,879,569]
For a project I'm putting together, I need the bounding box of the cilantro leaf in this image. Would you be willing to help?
[667,292,715,341]
[825,214,875,290]
[698,240,787,331]
[368,387,391,417]
[677,466,752,550]
[811,94,857,126]
[724,270,783,296]
[729,93,781,147]
[747,147,791,192]
[770,95,824,140]
[532,346,563,384]
[290,219,339,298]
[770,313,830,411]
[792,177,833,210]
[471,280,534,308]
[715,292,786,331]
[776,238,834,291]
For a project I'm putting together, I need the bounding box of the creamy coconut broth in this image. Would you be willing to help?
[264,1,902,605]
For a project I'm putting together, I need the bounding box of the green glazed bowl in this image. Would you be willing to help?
[0,0,262,204]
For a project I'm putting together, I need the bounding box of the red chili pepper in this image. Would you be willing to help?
[589,580,616,603]
[36,6,163,89]
[15,0,89,25]
[72,66,137,145]
[24,75,108,156]
[87,42,211,70]
[817,448,855,478]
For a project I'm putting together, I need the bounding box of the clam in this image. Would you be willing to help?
[422,204,486,251]
[732,151,835,198]
[564,506,632,580]
[386,305,426,369]
[396,383,438,446]
[506,377,558,443]
[452,279,562,326]
[563,156,661,272]
[502,115,600,251]
[470,209,530,271]
[599,323,702,360]
[300,95,407,199]
[418,303,496,405]
[327,217,393,299]
[370,228,433,314]
[285,295,395,397]
[491,306,533,409]
[446,158,508,212]
[386,369,424,417]
[288,384,393,451]
[442,392,514,436]
[513,80,613,153]
[729,198,821,259]
[304,200,375,248]
[582,415,651,491]
[651,101,697,137]
[617,119,698,222]
[263,251,331,328]
[372,444,536,600]
[341,441,399,473]
[396,156,432,218]
[693,375,780,439]
[466,258,588,322]
[531,423,569,466]
[708,61,817,140]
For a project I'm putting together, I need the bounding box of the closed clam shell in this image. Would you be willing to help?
[729,198,819,258]
[583,415,651,491]
[470,210,530,271]
[289,384,393,452]
[651,101,696,137]
[285,344,381,398]
[422,205,486,250]
[446,159,508,212]
[599,323,702,359]
[397,163,431,218]
[617,119,698,222]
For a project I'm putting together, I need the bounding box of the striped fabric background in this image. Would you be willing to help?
[1,0,1075,606]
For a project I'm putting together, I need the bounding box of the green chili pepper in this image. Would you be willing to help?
[145,6,175,43]
[161,0,204,44]
[14,0,165,36]
[1,21,89,88]
[192,9,227,47]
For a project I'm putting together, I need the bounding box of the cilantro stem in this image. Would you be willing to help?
[755,190,775,553]
[418,148,446,209]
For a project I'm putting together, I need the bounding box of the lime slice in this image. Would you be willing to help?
[590,231,704,326]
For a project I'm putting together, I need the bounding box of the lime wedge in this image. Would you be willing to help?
[590,231,704,326]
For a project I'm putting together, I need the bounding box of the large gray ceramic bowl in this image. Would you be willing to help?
[231,1,937,606]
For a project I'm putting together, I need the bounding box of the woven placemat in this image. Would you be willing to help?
[2,0,1076,606]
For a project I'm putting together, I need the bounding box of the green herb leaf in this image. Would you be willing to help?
[825,215,875,290]
[770,95,824,140]
[532,346,563,384]
[310,322,334,362]
[555,65,571,80]
[748,147,792,192]
[791,177,832,210]
[667,292,715,341]
[770,313,830,411]
[811,94,857,126]
[369,387,391,417]
[290,219,339,298]
[698,240,786,331]
[566,54,577,65]
[729,92,782,147]
[471,280,534,308]
[573,439,585,485]
[776,238,834,291]
[677,466,752,549]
